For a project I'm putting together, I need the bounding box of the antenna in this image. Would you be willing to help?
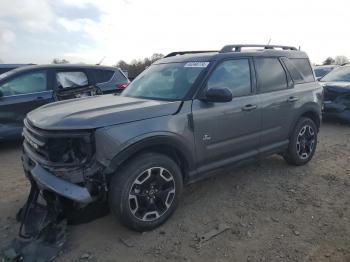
[96,56,106,65]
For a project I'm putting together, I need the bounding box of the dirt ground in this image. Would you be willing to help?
[0,121,349,262]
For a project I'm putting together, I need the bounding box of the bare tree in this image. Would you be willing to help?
[334,55,349,65]
[322,57,335,65]
[51,58,70,64]
[115,53,164,79]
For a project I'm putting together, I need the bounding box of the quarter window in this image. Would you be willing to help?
[0,71,47,96]
[93,69,114,83]
[255,58,288,92]
[207,59,251,97]
[290,58,314,82]
[56,71,88,89]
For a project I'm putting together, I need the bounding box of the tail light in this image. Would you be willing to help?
[116,83,129,90]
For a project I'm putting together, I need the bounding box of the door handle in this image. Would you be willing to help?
[242,104,257,111]
[287,96,299,102]
[36,96,44,100]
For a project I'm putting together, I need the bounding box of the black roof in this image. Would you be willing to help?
[0,64,35,68]
[156,44,309,64]
[4,64,120,75]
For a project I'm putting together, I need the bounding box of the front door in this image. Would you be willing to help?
[0,70,53,139]
[192,58,261,172]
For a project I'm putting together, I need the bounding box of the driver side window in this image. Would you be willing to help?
[207,59,251,97]
[0,71,47,96]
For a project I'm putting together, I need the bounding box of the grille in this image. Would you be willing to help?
[23,119,93,168]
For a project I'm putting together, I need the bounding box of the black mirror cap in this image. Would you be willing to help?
[202,87,233,103]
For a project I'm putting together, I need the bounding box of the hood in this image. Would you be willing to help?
[27,95,182,130]
[321,81,350,92]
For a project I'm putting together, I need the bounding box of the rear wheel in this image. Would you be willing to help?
[284,117,318,166]
[109,152,183,231]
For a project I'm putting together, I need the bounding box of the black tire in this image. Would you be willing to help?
[109,152,183,231]
[284,117,318,166]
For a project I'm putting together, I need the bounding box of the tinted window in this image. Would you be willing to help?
[281,57,304,83]
[115,70,128,83]
[314,68,332,78]
[207,59,251,97]
[256,58,287,92]
[290,58,314,82]
[0,71,46,96]
[56,71,88,89]
[93,69,114,83]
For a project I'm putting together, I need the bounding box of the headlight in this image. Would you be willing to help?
[47,134,94,165]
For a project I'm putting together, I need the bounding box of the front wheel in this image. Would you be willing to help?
[109,152,183,231]
[284,117,318,166]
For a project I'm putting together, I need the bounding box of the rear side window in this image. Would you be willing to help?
[207,59,251,97]
[93,69,115,83]
[56,71,88,89]
[281,57,304,83]
[255,58,288,93]
[115,70,128,83]
[289,58,314,82]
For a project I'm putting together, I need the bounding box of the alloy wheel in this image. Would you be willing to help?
[128,167,176,221]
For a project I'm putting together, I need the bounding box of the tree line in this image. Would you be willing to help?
[49,53,349,78]
[322,55,349,65]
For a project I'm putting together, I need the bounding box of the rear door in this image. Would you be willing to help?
[254,57,296,151]
[192,58,261,172]
[53,69,95,100]
[0,70,52,139]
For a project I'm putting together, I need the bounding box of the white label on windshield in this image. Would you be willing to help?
[184,62,210,68]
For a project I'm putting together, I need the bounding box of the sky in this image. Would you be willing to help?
[0,0,349,65]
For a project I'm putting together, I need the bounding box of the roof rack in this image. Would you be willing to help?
[164,50,217,58]
[220,44,298,53]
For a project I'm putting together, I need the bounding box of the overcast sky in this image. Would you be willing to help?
[0,0,348,65]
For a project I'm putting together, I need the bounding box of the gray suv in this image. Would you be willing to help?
[22,45,323,231]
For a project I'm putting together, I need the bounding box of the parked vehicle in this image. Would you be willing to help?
[21,45,322,232]
[319,64,350,122]
[0,64,35,74]
[314,65,338,80]
[0,64,129,140]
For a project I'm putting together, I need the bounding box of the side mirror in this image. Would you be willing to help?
[0,90,3,98]
[202,87,232,103]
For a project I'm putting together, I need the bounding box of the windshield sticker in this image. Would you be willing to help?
[184,62,210,68]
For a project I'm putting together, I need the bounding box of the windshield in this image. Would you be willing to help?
[121,62,209,100]
[314,67,333,78]
[321,66,350,82]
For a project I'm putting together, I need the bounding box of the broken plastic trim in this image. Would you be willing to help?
[2,181,67,261]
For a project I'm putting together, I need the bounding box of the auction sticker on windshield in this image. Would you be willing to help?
[184,62,210,68]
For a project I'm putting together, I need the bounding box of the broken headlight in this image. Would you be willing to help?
[47,134,94,165]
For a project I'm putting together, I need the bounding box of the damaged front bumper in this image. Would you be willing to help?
[323,85,350,122]
[21,118,109,204]
[323,101,350,122]
[25,161,93,204]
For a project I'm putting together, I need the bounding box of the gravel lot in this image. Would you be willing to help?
[0,121,349,262]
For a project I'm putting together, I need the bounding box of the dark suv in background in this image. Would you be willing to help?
[319,64,350,122]
[0,64,129,140]
[21,45,322,232]
[0,64,35,75]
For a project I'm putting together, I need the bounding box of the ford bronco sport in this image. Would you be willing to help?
[22,45,323,231]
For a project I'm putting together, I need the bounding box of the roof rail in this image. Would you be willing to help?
[220,44,298,53]
[164,50,217,58]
